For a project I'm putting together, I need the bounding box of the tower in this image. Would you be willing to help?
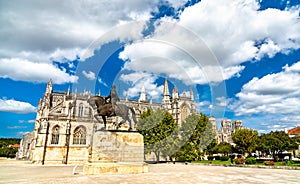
[43,79,53,108]
[172,87,179,123]
[138,83,148,102]
[232,120,242,132]
[190,88,194,101]
[162,79,171,110]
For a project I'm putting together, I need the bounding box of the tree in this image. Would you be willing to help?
[206,139,218,155]
[213,142,233,156]
[257,131,298,160]
[136,109,177,161]
[0,138,20,158]
[175,113,216,161]
[232,128,258,155]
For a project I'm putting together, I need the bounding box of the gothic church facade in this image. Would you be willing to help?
[17,79,196,164]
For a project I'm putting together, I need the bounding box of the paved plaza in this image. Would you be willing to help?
[0,159,300,184]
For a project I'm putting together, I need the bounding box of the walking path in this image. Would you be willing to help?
[0,159,299,184]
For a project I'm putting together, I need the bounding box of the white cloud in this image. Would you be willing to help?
[82,70,96,80]
[230,61,300,116]
[16,131,30,137]
[195,101,210,107]
[120,72,164,100]
[0,99,36,114]
[119,0,300,85]
[238,114,300,134]
[1,0,299,86]
[18,119,35,123]
[98,78,108,87]
[120,38,224,85]
[27,120,36,123]
[167,0,187,9]
[7,126,27,129]
[178,0,300,65]
[0,58,78,84]
[0,0,160,83]
[216,97,229,107]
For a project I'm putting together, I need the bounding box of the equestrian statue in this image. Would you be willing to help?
[87,85,137,131]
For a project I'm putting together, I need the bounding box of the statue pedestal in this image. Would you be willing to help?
[83,130,148,174]
[83,162,148,174]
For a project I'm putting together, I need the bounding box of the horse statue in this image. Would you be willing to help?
[87,85,137,131]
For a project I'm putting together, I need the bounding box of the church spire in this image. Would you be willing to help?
[138,83,148,102]
[163,79,170,96]
[190,88,194,101]
[43,79,52,108]
[67,86,70,95]
[162,79,171,110]
[45,79,53,94]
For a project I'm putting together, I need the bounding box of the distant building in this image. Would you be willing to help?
[287,126,300,138]
[18,79,196,164]
[287,126,300,158]
[209,117,242,144]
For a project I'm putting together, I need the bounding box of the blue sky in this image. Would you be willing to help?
[1,0,300,138]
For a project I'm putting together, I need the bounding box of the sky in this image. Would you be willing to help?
[0,0,300,138]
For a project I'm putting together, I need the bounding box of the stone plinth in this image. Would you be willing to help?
[83,130,147,174]
[83,162,148,174]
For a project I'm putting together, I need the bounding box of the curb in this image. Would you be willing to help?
[197,163,300,170]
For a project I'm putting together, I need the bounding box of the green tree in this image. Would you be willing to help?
[257,131,298,160]
[232,128,258,155]
[176,113,215,161]
[0,138,21,148]
[0,147,18,158]
[136,109,177,161]
[213,142,233,156]
[206,139,218,155]
[0,138,20,158]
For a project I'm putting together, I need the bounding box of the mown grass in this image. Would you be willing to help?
[191,160,300,167]
[191,160,231,165]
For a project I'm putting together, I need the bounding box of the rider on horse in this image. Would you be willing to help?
[106,85,119,116]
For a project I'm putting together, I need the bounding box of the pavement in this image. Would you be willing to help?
[0,159,300,184]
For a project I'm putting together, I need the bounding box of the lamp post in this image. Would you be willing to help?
[64,102,73,164]
[41,119,49,165]
[64,121,71,164]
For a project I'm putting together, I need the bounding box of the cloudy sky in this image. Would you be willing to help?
[0,0,300,137]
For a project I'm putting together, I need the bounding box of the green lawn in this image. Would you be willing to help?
[191,160,300,167]
[191,160,232,165]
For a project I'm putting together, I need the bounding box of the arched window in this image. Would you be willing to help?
[51,125,60,144]
[73,126,86,145]
[78,104,84,117]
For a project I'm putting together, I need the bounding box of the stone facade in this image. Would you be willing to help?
[209,116,242,144]
[18,79,196,164]
[123,79,196,126]
[17,131,34,159]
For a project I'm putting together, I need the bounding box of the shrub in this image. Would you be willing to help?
[214,156,220,160]
[0,147,18,158]
[264,160,274,166]
[245,157,256,164]
[220,156,229,161]
[289,160,300,164]
[178,156,187,162]
[207,155,214,160]
[234,157,245,164]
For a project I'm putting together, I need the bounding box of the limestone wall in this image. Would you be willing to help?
[90,131,144,163]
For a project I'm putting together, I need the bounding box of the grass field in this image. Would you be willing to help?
[191,160,300,167]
